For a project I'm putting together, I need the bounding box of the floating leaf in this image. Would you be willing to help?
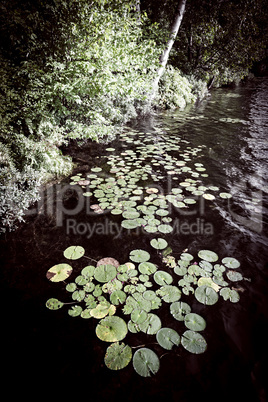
[90,301,115,319]
[94,264,117,283]
[226,271,243,282]
[180,253,194,262]
[198,250,218,262]
[66,282,77,292]
[184,313,206,331]
[138,262,157,275]
[220,287,240,302]
[133,348,160,377]
[202,193,215,200]
[157,285,182,303]
[46,263,73,282]
[110,290,127,305]
[150,238,168,250]
[197,277,221,292]
[131,309,148,324]
[154,271,173,286]
[158,224,173,234]
[156,328,180,350]
[139,313,161,334]
[195,285,219,305]
[170,301,191,321]
[104,342,132,370]
[219,192,232,199]
[96,316,128,342]
[81,265,95,278]
[121,219,140,229]
[129,249,150,263]
[63,246,85,260]
[46,298,64,310]
[68,305,83,317]
[222,257,240,269]
[181,330,207,354]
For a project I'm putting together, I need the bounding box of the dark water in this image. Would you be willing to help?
[1,78,268,400]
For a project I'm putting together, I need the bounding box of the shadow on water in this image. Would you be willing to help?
[1,78,268,400]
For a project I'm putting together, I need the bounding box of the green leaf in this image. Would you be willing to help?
[110,290,127,305]
[157,285,182,303]
[222,257,240,269]
[68,305,83,317]
[226,270,243,282]
[170,301,191,321]
[184,313,206,331]
[220,287,240,302]
[198,250,218,262]
[153,270,173,285]
[63,245,85,260]
[46,263,73,282]
[181,330,207,354]
[133,348,160,377]
[138,262,157,275]
[156,328,180,350]
[46,298,64,310]
[131,309,148,324]
[105,342,132,370]
[139,313,162,335]
[129,249,150,263]
[150,238,168,250]
[96,316,128,342]
[94,264,117,283]
[195,285,219,305]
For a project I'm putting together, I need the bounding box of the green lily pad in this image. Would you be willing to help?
[180,253,194,261]
[96,316,128,342]
[122,209,140,219]
[63,245,85,260]
[81,265,95,278]
[181,330,207,354]
[158,224,173,234]
[94,264,117,283]
[156,328,180,350]
[197,277,221,292]
[226,270,243,282]
[129,249,150,263]
[219,192,232,199]
[157,285,182,303]
[90,301,115,319]
[170,301,191,321]
[46,263,73,282]
[195,285,219,305]
[139,313,162,335]
[150,238,168,250]
[110,290,127,305]
[138,262,158,275]
[68,305,83,317]
[131,309,148,324]
[45,298,64,310]
[198,250,218,262]
[220,287,240,302]
[153,271,173,286]
[104,342,132,370]
[121,219,140,229]
[222,257,240,269]
[133,348,160,377]
[66,282,77,292]
[184,313,206,331]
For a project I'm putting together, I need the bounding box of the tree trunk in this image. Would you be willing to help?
[150,0,187,100]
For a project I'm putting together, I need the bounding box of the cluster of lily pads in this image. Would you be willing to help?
[46,244,245,377]
[68,127,232,227]
[46,127,243,377]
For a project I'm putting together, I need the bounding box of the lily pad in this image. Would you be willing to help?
[63,245,85,260]
[104,342,132,370]
[129,249,150,263]
[154,271,173,286]
[220,287,240,302]
[184,313,206,331]
[156,328,180,350]
[219,192,232,199]
[131,309,148,324]
[46,263,73,282]
[138,262,158,275]
[222,257,240,269]
[197,277,221,292]
[198,250,218,262]
[170,301,191,321]
[96,316,128,342]
[157,285,182,303]
[94,264,117,283]
[181,330,207,354]
[90,301,115,319]
[226,270,243,282]
[139,313,162,335]
[110,290,127,305]
[68,305,83,317]
[150,238,168,250]
[45,298,64,310]
[133,348,160,377]
[195,285,219,305]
